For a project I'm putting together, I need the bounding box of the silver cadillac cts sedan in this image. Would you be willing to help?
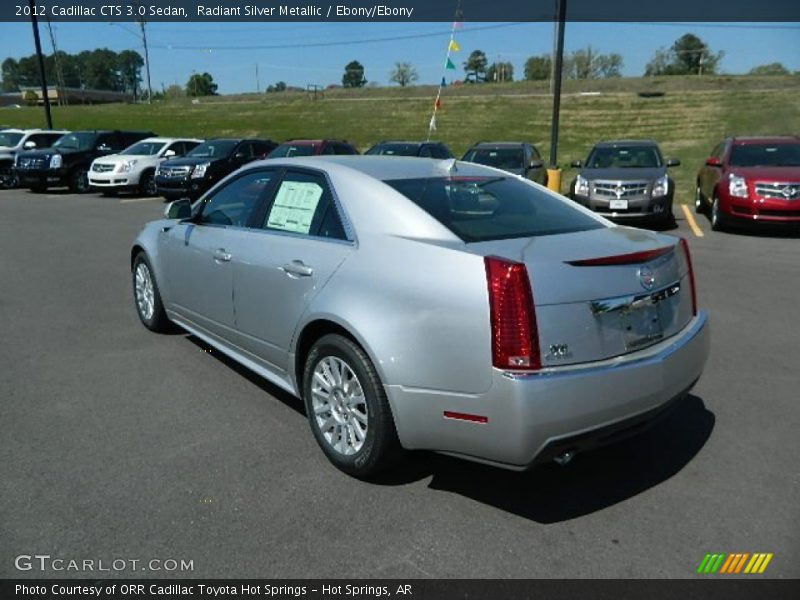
[131,156,710,477]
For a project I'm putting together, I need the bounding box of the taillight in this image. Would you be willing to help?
[679,238,697,316]
[484,256,540,371]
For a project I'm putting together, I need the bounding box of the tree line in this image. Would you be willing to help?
[2,49,145,96]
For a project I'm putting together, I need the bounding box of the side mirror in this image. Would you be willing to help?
[529,159,544,170]
[666,158,681,167]
[705,157,722,167]
[163,149,176,158]
[164,198,192,220]
[23,140,36,149]
[97,143,112,154]
[233,151,247,161]
[570,160,582,168]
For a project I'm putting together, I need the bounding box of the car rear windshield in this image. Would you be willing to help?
[53,132,97,151]
[366,143,420,157]
[269,144,317,158]
[463,148,524,170]
[586,145,662,168]
[0,132,23,147]
[730,143,800,167]
[385,176,604,242]
[122,141,166,156]
[187,140,237,159]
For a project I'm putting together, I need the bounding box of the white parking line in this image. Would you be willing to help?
[120,197,162,204]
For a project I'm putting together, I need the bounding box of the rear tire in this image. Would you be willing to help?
[68,168,90,194]
[132,253,172,333]
[0,167,17,189]
[303,334,400,478]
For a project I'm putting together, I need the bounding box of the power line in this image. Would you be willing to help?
[151,22,527,51]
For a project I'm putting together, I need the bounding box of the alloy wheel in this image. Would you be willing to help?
[134,262,155,321]
[311,356,368,456]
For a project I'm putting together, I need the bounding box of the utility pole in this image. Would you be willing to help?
[547,0,567,192]
[138,17,153,103]
[45,16,68,106]
[28,0,52,128]
[255,64,260,93]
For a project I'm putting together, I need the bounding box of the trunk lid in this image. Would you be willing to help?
[470,226,694,367]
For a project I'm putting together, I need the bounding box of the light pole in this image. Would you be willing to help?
[28,0,53,128]
[547,0,567,193]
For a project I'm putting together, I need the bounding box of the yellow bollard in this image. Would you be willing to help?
[546,168,562,194]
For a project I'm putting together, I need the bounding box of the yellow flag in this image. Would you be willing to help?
[449,40,460,52]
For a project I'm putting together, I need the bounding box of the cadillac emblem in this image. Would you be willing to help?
[638,266,657,290]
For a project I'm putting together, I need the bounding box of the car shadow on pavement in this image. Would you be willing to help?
[185,334,306,416]
[376,394,715,523]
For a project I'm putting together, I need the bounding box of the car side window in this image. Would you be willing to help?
[336,144,356,155]
[322,144,337,155]
[419,145,433,158]
[165,142,184,156]
[97,134,116,151]
[262,171,347,240]
[711,143,724,160]
[198,170,275,227]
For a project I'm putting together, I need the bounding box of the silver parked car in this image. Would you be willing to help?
[131,156,709,477]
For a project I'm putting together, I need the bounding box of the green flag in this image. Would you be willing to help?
[445,57,456,70]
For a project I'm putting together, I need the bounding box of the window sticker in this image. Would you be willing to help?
[266,180,324,234]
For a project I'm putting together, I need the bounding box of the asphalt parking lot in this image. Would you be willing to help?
[1,188,798,579]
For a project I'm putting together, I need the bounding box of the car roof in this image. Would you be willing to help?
[280,139,350,145]
[594,139,660,148]
[730,136,800,145]
[470,141,531,148]
[137,137,203,144]
[247,155,494,180]
[372,140,445,146]
[1,128,68,135]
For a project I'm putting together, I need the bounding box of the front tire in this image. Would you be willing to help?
[132,253,171,332]
[710,195,727,232]
[68,168,90,193]
[694,184,706,214]
[0,167,17,189]
[303,334,400,478]
[139,170,157,196]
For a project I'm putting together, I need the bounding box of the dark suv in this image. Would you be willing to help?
[461,141,546,184]
[268,139,358,157]
[15,130,155,193]
[365,140,453,159]
[155,138,277,200]
[569,140,680,225]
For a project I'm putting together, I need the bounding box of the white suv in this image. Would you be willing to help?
[0,128,69,188]
[89,137,203,196]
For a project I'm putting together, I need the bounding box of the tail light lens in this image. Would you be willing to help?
[484,256,540,371]
[679,238,697,316]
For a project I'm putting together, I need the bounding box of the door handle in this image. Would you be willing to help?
[281,260,313,277]
[213,248,232,263]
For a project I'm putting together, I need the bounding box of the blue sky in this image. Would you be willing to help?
[1,21,798,93]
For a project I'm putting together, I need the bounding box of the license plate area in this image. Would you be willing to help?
[609,199,628,210]
[621,302,663,349]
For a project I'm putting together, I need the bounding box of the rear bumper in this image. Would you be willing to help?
[386,311,710,469]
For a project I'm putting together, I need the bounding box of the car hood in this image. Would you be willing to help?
[728,165,800,180]
[160,156,225,167]
[579,166,666,181]
[94,153,155,164]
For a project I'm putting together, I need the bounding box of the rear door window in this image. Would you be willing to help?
[261,170,347,240]
[385,176,603,242]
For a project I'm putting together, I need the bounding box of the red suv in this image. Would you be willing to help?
[695,136,800,231]
[267,139,358,158]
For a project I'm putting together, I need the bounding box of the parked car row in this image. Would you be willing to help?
[3,126,798,230]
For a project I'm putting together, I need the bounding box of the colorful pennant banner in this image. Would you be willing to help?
[427,5,463,140]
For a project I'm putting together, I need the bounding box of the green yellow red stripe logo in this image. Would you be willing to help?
[697,553,773,574]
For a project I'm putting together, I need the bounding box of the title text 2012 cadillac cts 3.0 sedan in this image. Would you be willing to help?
[131,157,709,477]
